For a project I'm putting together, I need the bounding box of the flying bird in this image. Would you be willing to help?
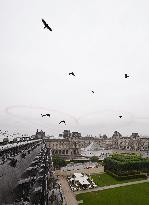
[59,120,66,125]
[125,74,129,78]
[41,114,46,117]
[42,19,52,31]
[69,72,75,76]
[41,114,51,117]
[119,116,122,118]
[46,114,51,117]
[91,91,95,94]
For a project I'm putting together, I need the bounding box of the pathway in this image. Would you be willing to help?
[75,178,149,194]
[58,176,78,205]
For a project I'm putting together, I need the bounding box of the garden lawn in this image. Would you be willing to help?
[91,173,145,187]
[77,182,149,205]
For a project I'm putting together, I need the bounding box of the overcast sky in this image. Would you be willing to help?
[1,0,149,137]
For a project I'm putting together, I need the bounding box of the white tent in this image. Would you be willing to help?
[72,173,90,186]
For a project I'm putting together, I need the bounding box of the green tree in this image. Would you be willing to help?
[90,156,99,162]
[53,155,66,169]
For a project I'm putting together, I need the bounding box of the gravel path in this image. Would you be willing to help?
[55,166,104,177]
[58,176,78,205]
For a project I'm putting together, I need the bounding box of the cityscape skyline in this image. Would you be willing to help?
[1,127,149,141]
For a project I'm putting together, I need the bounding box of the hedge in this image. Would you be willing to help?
[104,153,149,176]
[106,170,147,180]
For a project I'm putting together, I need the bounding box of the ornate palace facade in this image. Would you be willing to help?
[112,131,149,151]
[46,130,149,159]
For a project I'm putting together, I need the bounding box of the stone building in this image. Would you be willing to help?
[112,131,149,151]
[46,129,149,159]
[47,138,80,159]
[35,129,45,139]
[46,130,113,159]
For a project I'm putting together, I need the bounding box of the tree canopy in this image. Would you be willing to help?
[90,156,99,162]
[52,155,66,169]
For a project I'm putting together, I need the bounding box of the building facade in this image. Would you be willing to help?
[46,130,149,159]
[46,130,113,159]
[112,131,149,151]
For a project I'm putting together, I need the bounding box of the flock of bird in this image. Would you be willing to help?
[41,19,130,125]
[0,129,28,138]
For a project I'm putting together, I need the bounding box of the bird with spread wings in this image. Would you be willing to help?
[42,19,52,31]
[41,114,51,117]
[69,72,75,76]
[59,120,66,125]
